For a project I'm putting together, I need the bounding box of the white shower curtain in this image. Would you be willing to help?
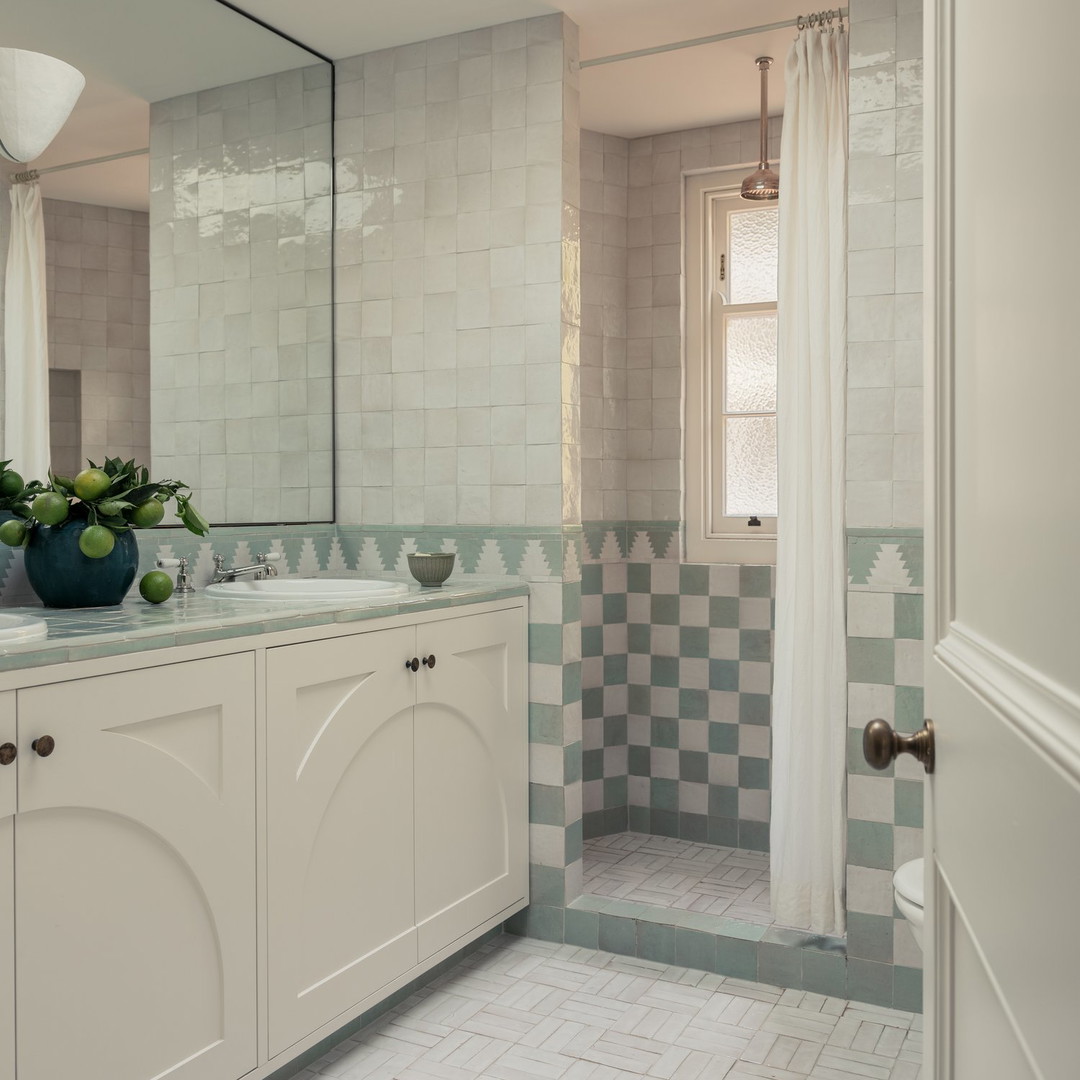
[771,27,848,935]
[4,181,51,479]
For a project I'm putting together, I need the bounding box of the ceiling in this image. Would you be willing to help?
[4,0,801,209]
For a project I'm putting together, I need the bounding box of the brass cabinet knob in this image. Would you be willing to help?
[31,735,55,758]
[405,657,419,672]
[0,743,15,766]
[863,718,934,774]
[422,654,436,669]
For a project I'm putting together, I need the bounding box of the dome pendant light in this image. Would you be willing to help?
[740,56,779,201]
[0,48,85,164]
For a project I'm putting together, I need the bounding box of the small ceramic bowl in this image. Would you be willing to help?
[407,551,455,587]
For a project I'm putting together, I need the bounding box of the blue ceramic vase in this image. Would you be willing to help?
[24,520,139,608]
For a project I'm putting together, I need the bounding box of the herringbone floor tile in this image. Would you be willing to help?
[583,835,774,925]
[288,936,921,1080]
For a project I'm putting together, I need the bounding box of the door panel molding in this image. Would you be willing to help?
[927,0,955,648]
[937,623,1080,784]
[935,862,1041,1080]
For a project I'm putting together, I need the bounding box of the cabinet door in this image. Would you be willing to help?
[414,608,527,958]
[266,627,417,1057]
[15,654,256,1080]
[0,694,13,1080]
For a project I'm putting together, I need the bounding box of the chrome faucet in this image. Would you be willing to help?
[211,552,281,583]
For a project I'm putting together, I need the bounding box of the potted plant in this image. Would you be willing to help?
[0,457,209,608]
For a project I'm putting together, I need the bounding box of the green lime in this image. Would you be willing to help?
[78,524,115,559]
[0,470,23,498]
[32,492,69,526]
[128,499,165,529]
[0,520,26,547]
[73,468,111,502]
[139,571,174,604]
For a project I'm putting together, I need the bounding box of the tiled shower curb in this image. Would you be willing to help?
[511,895,921,1013]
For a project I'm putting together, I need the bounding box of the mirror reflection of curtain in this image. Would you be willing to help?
[4,181,51,478]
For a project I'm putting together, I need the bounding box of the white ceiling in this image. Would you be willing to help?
[4,0,801,208]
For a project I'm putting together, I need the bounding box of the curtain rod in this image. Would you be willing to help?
[10,147,149,185]
[580,8,848,69]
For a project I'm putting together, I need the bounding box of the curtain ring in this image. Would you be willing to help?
[797,14,806,31]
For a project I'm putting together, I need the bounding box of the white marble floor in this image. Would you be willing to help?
[286,935,922,1080]
[583,833,775,926]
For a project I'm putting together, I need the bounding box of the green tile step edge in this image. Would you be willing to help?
[507,900,921,1012]
[263,926,504,1080]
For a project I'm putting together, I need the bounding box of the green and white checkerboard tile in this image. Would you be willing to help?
[581,540,775,852]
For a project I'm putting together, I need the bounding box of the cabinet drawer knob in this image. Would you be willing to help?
[0,743,15,766]
[405,657,419,672]
[31,736,55,758]
[422,654,436,669]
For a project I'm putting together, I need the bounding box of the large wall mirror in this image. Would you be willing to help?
[3,0,333,524]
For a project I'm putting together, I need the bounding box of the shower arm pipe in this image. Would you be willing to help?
[9,146,149,185]
[758,59,769,166]
[579,8,847,69]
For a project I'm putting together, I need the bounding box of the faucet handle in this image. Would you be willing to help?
[157,556,195,594]
[213,554,225,571]
[257,552,281,577]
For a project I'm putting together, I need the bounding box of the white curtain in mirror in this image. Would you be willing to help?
[771,27,848,935]
[4,181,51,479]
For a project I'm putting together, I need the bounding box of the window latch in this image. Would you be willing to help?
[748,516,761,527]
[719,253,726,282]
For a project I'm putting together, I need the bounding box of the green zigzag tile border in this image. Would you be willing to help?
[847,529,924,590]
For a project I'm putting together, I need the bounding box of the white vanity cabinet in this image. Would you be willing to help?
[0,596,527,1080]
[265,607,527,1057]
[4,655,258,1080]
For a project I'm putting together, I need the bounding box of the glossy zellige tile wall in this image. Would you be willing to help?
[333,15,582,528]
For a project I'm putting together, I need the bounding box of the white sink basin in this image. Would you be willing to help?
[204,578,410,603]
[0,613,47,645]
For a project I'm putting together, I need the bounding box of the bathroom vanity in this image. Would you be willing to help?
[0,583,528,1080]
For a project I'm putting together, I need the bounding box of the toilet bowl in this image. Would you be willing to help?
[893,858,924,950]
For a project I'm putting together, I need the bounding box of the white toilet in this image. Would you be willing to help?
[893,858,925,950]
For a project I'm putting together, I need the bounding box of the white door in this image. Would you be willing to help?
[414,609,527,959]
[0,694,14,1080]
[925,1,1080,1076]
[265,627,417,1057]
[14,655,257,1080]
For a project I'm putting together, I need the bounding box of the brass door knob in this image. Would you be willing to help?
[863,718,934,774]
[31,736,55,758]
[0,743,15,766]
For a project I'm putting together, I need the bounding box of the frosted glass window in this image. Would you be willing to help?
[724,416,778,517]
[724,313,777,414]
[728,208,778,304]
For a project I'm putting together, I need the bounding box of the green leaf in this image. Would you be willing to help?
[124,483,163,505]
[176,496,210,537]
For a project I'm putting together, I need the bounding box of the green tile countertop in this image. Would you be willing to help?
[0,574,529,674]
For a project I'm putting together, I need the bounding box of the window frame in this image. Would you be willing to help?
[684,170,779,565]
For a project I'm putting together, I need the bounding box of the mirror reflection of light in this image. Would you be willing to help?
[0,48,85,164]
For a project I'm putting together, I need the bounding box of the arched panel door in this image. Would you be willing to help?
[414,608,527,959]
[14,654,256,1080]
[265,626,417,1057]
